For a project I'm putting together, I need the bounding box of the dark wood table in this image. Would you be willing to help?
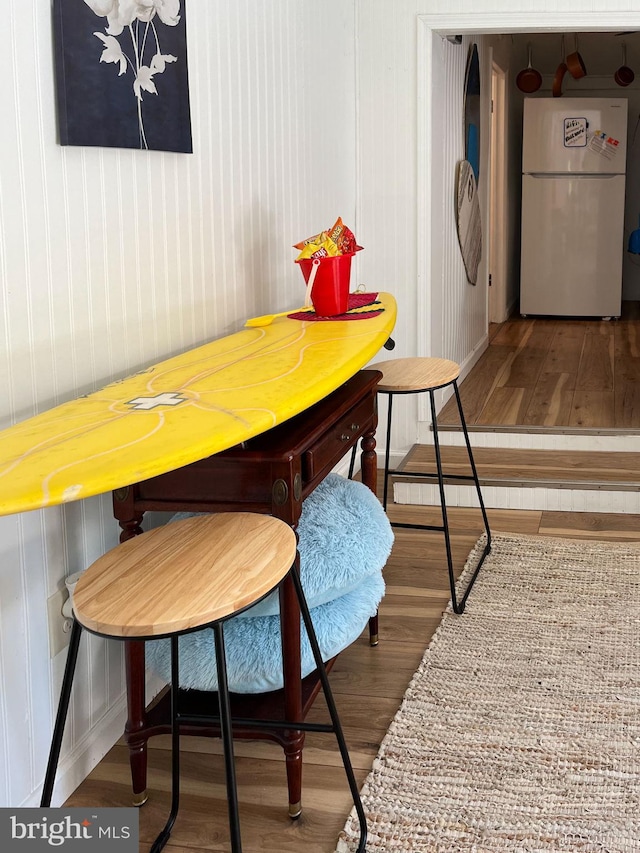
[112,368,381,816]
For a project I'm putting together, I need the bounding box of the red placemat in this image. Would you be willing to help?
[287,292,383,321]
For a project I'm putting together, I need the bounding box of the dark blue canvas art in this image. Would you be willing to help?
[463,43,480,182]
[53,0,192,153]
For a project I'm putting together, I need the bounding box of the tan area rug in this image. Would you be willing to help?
[337,533,640,852]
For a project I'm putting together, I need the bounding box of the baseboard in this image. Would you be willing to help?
[26,673,166,808]
[418,335,489,432]
[24,698,127,807]
[457,333,490,382]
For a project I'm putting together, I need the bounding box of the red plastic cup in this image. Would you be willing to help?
[297,253,353,316]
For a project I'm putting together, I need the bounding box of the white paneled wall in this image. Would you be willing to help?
[0,0,356,806]
[427,34,490,371]
[356,0,640,457]
[3,0,640,812]
[356,2,492,457]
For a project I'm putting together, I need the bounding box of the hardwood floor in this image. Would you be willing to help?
[63,499,640,852]
[438,302,640,429]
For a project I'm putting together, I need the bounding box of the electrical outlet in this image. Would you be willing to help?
[47,588,73,658]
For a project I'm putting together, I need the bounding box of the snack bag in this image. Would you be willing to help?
[327,217,359,255]
[293,230,327,251]
[294,218,362,260]
[296,235,340,260]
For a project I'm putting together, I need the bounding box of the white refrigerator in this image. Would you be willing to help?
[520,97,628,318]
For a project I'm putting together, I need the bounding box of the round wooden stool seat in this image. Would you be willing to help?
[41,510,367,853]
[368,357,460,393]
[73,513,297,638]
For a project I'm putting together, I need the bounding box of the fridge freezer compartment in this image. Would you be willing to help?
[520,173,626,317]
[522,97,628,175]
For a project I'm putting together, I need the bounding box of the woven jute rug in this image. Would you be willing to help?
[336,532,640,852]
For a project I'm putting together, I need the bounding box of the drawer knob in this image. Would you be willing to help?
[350,423,360,431]
[341,433,351,441]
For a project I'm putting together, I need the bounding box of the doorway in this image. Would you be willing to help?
[489,57,508,325]
[418,11,640,435]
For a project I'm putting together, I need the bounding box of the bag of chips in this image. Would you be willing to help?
[294,218,362,260]
[296,234,340,260]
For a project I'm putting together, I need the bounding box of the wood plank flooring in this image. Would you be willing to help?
[63,499,640,853]
[438,303,640,429]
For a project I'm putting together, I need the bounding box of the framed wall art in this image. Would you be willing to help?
[53,0,192,153]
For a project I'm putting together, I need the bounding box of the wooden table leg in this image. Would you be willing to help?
[124,640,149,806]
[360,426,378,495]
[361,426,380,646]
[279,556,305,818]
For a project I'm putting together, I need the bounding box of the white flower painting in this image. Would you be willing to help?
[53,0,192,152]
[84,0,181,36]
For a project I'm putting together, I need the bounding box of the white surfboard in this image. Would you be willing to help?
[456,159,482,285]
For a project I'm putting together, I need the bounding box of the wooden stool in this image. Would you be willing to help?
[39,513,367,853]
[354,357,491,614]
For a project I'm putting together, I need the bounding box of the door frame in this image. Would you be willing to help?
[488,55,508,324]
[416,9,640,367]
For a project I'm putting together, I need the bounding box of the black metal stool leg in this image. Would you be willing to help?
[40,619,83,807]
[150,636,182,853]
[454,380,491,545]
[428,389,461,613]
[290,569,368,853]
[213,622,243,853]
[348,443,357,479]
[378,377,489,615]
[382,393,394,511]
[453,379,492,590]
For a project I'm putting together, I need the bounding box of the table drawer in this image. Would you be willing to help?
[302,397,373,480]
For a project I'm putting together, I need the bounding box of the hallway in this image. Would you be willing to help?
[438,303,640,431]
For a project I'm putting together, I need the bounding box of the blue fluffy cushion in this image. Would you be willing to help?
[167,473,393,618]
[239,473,393,618]
[145,473,393,693]
[146,572,385,693]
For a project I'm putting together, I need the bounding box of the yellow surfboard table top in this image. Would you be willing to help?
[0,294,396,516]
